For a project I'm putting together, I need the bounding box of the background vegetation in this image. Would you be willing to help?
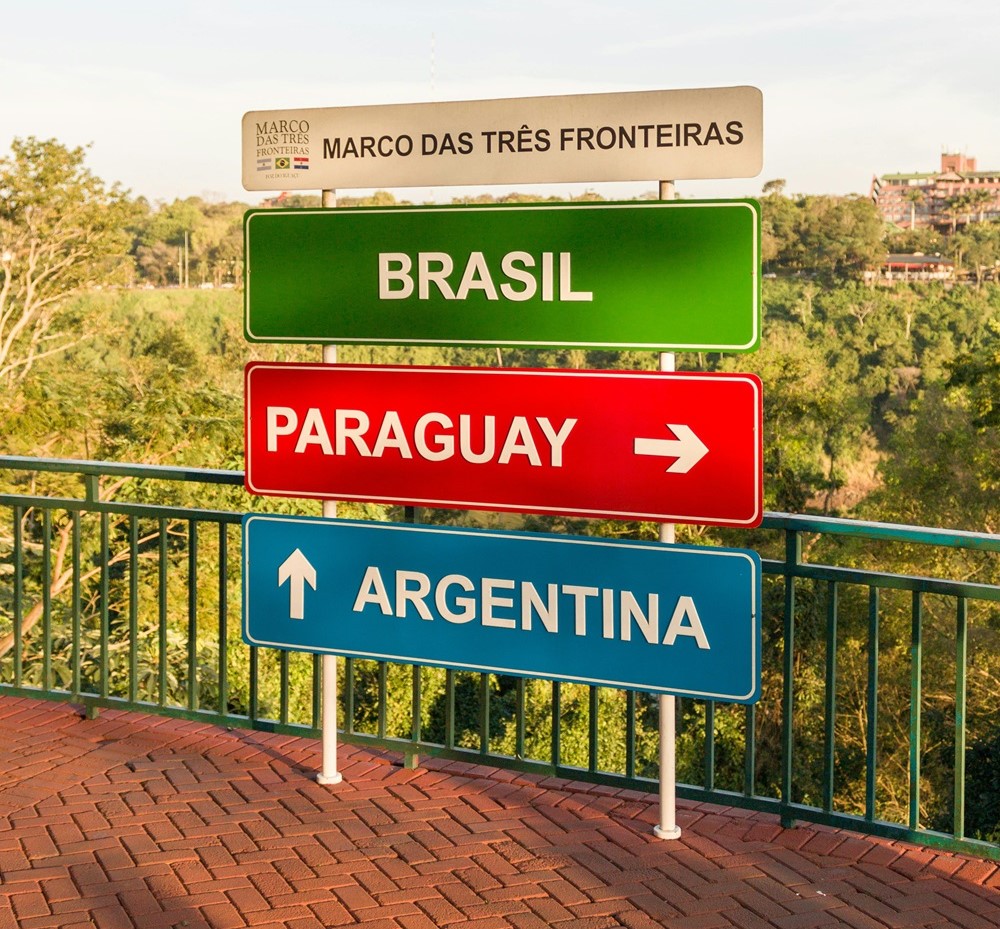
[3,137,1000,844]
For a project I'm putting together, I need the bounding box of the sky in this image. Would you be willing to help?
[2,0,999,206]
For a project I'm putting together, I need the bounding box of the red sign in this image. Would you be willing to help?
[244,363,763,527]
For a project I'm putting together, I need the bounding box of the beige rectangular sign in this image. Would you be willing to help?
[242,86,762,191]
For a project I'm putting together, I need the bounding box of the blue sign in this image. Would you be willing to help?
[242,515,761,703]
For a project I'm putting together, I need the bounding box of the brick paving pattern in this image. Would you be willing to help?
[0,696,997,928]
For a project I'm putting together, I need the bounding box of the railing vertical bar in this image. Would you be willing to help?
[312,653,322,730]
[479,673,490,754]
[704,700,716,791]
[100,511,109,699]
[84,474,99,503]
[744,703,756,797]
[781,529,801,823]
[909,591,923,832]
[71,511,81,697]
[378,661,388,740]
[626,690,637,780]
[589,685,599,774]
[445,669,456,750]
[823,580,839,813]
[158,518,168,707]
[218,523,228,717]
[411,665,421,744]
[279,652,290,725]
[954,597,968,841]
[344,657,355,734]
[12,505,24,688]
[128,515,138,704]
[41,509,52,691]
[551,681,561,768]
[249,647,259,724]
[866,586,880,824]
[187,519,198,711]
[516,677,526,760]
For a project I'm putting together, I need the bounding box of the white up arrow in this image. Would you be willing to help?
[633,424,709,473]
[278,548,317,620]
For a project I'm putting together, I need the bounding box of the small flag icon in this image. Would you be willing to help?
[256,157,272,171]
[293,156,309,170]
[274,156,291,170]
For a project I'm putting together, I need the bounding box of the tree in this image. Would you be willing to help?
[758,193,886,282]
[133,197,205,286]
[0,137,135,387]
[759,186,804,272]
[950,222,1000,288]
[885,223,943,257]
[944,193,972,233]
[717,318,869,513]
[901,187,925,229]
[134,240,176,287]
[966,188,995,224]
[797,195,887,282]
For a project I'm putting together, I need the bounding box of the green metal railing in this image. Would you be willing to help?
[1,454,998,861]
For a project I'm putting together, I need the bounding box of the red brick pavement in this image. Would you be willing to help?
[0,695,997,929]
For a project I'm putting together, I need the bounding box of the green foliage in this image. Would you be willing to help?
[0,137,138,386]
[7,152,1000,850]
[948,221,1000,287]
[962,723,1000,842]
[870,308,1000,532]
[131,197,246,288]
[886,224,944,257]
[719,317,868,511]
[1,290,246,470]
[760,190,887,282]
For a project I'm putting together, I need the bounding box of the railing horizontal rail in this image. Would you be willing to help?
[0,455,245,486]
[761,558,1000,601]
[0,492,243,524]
[763,510,1000,551]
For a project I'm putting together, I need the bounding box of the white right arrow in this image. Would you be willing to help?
[278,548,317,620]
[633,424,709,473]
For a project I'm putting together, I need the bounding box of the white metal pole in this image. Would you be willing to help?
[317,188,343,786]
[654,178,681,840]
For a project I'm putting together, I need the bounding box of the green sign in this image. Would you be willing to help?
[244,200,760,352]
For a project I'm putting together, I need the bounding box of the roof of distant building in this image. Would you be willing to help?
[877,156,1000,184]
[879,173,937,182]
[884,253,954,266]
